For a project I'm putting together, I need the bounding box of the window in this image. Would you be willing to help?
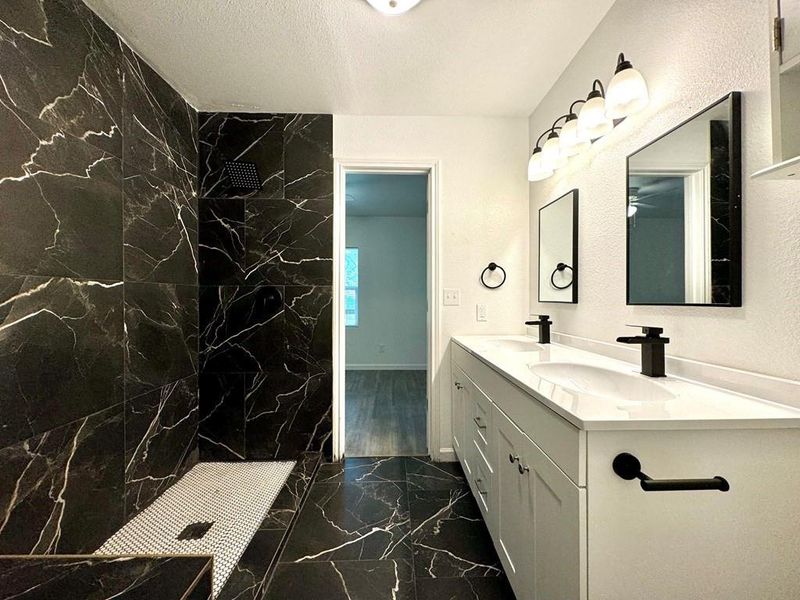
[345,247,359,327]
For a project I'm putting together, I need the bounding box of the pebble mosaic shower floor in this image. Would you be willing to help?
[97,461,295,596]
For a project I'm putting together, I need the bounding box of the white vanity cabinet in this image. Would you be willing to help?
[495,407,585,600]
[450,338,800,600]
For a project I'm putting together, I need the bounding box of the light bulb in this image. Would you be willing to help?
[627,204,638,217]
[578,93,613,140]
[559,117,590,156]
[528,150,553,182]
[606,56,649,119]
[366,0,422,15]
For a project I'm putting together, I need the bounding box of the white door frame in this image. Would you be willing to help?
[332,158,441,461]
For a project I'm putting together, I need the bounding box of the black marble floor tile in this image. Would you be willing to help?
[243,199,333,286]
[405,457,468,491]
[0,555,213,600]
[260,451,321,529]
[283,114,333,200]
[218,527,285,600]
[199,285,284,373]
[266,560,415,600]
[415,575,516,600]
[124,282,198,398]
[0,0,124,158]
[123,168,198,285]
[281,481,411,562]
[0,275,124,448]
[199,372,246,460]
[0,404,124,554]
[199,197,246,285]
[284,286,332,374]
[199,113,284,199]
[0,130,123,280]
[122,45,196,193]
[244,369,331,459]
[124,375,199,519]
[316,457,407,484]
[410,487,503,579]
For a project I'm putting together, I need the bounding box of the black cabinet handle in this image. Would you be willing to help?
[473,416,487,430]
[613,453,730,493]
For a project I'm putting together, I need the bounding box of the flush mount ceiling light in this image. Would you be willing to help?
[527,52,648,182]
[366,0,422,15]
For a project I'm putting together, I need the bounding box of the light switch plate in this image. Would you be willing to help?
[476,304,488,322]
[443,288,461,306]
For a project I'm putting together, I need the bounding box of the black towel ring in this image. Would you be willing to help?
[480,262,506,289]
[550,263,573,290]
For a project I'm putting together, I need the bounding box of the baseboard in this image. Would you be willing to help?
[436,447,456,462]
[345,364,427,371]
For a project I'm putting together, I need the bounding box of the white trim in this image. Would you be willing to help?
[346,364,427,371]
[333,158,441,461]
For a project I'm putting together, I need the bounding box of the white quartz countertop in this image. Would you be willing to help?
[452,335,800,431]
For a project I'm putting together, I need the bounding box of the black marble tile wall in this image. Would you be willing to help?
[0,0,199,552]
[198,112,333,461]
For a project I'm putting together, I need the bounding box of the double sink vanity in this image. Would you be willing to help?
[450,334,800,600]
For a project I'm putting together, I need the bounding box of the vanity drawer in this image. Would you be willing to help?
[468,380,493,466]
[469,441,496,533]
[452,341,585,486]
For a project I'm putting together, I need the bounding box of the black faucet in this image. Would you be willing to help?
[525,315,552,344]
[616,326,670,378]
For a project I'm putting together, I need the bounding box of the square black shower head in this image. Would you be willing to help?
[224,160,262,191]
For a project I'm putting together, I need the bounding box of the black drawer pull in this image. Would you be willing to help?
[613,453,730,493]
[473,416,487,430]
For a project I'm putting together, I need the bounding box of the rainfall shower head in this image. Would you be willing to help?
[224,160,262,191]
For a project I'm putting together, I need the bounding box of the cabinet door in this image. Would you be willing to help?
[495,407,531,596]
[522,433,586,600]
[780,0,800,66]
[495,406,586,600]
[451,366,466,456]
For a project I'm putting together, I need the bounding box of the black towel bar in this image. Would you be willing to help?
[612,452,730,492]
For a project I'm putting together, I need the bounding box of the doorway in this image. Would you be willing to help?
[333,161,440,460]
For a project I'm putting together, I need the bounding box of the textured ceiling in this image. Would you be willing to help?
[85,0,615,116]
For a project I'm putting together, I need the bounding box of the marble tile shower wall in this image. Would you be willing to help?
[0,0,199,553]
[197,112,333,461]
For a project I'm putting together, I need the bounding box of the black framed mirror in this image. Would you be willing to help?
[626,92,741,306]
[538,189,578,303]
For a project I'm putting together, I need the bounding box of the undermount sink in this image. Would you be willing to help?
[481,338,543,353]
[528,362,677,403]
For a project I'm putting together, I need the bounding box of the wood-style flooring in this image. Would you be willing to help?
[345,370,427,457]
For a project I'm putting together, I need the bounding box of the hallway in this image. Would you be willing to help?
[345,370,427,457]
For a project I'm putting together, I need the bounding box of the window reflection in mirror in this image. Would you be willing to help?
[627,92,741,306]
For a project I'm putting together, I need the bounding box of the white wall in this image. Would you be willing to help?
[529,0,800,381]
[346,216,427,369]
[335,116,530,457]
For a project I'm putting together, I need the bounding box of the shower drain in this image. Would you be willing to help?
[176,521,214,541]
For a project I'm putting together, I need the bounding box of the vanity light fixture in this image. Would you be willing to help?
[366,0,422,15]
[578,80,614,140]
[528,146,554,182]
[605,53,649,119]
[559,101,591,156]
[527,52,648,182]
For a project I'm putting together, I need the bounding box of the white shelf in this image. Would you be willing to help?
[779,53,800,75]
[751,154,800,180]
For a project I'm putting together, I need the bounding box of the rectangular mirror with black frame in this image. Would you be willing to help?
[539,189,578,303]
[627,92,741,306]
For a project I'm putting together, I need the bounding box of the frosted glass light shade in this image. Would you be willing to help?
[578,95,613,140]
[560,118,591,156]
[528,151,553,182]
[606,66,649,119]
[542,134,562,165]
[366,0,422,15]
